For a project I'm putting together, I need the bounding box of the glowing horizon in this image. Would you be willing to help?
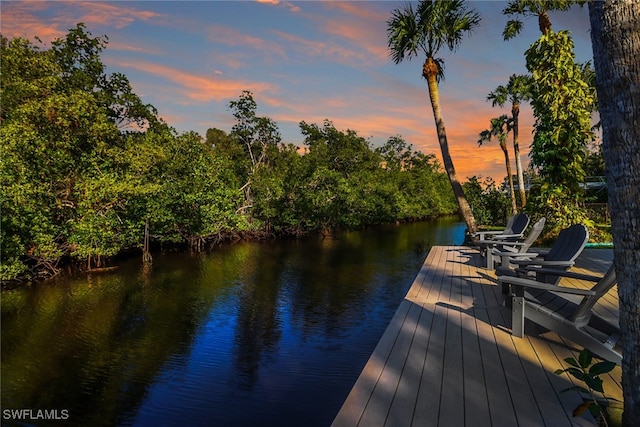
[1,1,594,183]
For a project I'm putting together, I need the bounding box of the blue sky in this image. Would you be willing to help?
[2,1,594,182]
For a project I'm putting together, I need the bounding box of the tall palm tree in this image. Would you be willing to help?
[478,115,517,214]
[387,0,481,235]
[502,0,587,40]
[487,74,533,207]
[589,1,640,425]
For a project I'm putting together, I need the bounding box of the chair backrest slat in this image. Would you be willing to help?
[510,213,530,236]
[503,215,517,234]
[571,264,617,327]
[536,224,589,284]
[521,217,546,249]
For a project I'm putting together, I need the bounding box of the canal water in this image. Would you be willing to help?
[1,218,466,427]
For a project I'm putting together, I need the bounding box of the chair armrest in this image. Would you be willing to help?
[477,239,502,246]
[507,253,544,264]
[473,230,506,236]
[488,233,524,240]
[492,248,520,256]
[500,241,528,247]
[521,268,602,282]
[497,276,596,296]
[473,230,506,239]
[520,260,575,267]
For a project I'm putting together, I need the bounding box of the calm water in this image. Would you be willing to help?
[1,219,465,427]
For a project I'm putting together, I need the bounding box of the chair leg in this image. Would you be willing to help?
[486,250,494,269]
[500,254,513,269]
[501,283,511,307]
[511,295,525,338]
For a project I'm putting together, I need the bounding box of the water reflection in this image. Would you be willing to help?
[1,218,465,426]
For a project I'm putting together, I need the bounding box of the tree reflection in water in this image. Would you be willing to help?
[1,218,465,427]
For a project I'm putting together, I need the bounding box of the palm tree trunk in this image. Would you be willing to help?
[512,103,527,207]
[589,2,640,425]
[500,141,517,213]
[538,11,552,34]
[423,58,477,234]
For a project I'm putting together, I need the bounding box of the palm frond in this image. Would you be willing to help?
[502,0,528,16]
[387,3,424,64]
[479,115,510,146]
[503,19,523,40]
[434,57,445,83]
[387,0,480,82]
[487,85,508,107]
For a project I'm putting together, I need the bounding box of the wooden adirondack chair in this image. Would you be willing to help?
[481,217,546,269]
[498,264,621,365]
[495,223,589,301]
[472,213,530,241]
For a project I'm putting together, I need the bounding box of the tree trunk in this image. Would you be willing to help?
[423,58,478,234]
[512,102,527,207]
[589,2,640,426]
[538,11,552,34]
[143,220,152,264]
[500,141,517,214]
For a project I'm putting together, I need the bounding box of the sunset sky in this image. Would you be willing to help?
[2,1,594,182]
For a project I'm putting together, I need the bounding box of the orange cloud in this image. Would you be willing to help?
[272,30,368,64]
[0,2,66,41]
[318,3,389,63]
[69,1,162,29]
[207,25,287,60]
[106,41,161,55]
[1,1,163,42]
[255,0,301,13]
[109,59,278,103]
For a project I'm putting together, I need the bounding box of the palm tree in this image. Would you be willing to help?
[502,0,587,40]
[487,74,533,207]
[478,115,517,214]
[589,1,640,425]
[387,0,481,235]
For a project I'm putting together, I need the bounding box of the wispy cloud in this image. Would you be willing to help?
[1,2,66,41]
[207,25,288,60]
[318,1,389,62]
[272,30,368,64]
[110,59,278,103]
[70,1,162,29]
[1,1,163,42]
[255,0,301,13]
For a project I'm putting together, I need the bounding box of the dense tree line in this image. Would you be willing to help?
[0,25,457,284]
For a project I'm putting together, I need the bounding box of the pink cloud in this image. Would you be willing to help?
[207,25,287,60]
[0,3,66,41]
[1,1,163,43]
[272,30,368,64]
[110,59,278,103]
[255,0,301,13]
[70,1,162,29]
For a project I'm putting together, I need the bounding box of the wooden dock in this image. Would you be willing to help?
[332,246,621,427]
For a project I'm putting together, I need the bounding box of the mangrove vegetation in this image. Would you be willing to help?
[0,25,458,284]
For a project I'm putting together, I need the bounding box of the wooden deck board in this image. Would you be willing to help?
[332,247,621,427]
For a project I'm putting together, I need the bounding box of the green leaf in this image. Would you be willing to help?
[565,367,587,381]
[584,376,604,393]
[564,357,580,368]
[589,361,616,376]
[578,348,593,368]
